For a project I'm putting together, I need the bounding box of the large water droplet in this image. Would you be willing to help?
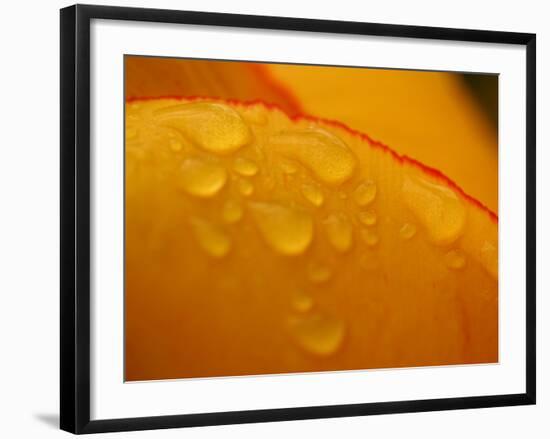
[353,180,377,206]
[249,202,314,256]
[221,199,243,224]
[288,313,346,356]
[190,218,231,258]
[154,101,251,155]
[445,249,466,270]
[233,157,259,177]
[324,213,353,252]
[402,175,466,245]
[301,183,324,207]
[179,158,227,198]
[268,128,356,186]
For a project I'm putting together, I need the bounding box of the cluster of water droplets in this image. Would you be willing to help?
[127,99,497,357]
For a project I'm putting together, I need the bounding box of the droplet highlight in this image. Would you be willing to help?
[154,101,251,155]
[268,128,357,186]
[249,202,314,256]
[179,158,227,198]
[402,175,466,245]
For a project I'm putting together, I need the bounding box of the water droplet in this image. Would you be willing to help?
[479,241,498,279]
[324,213,353,252]
[233,157,259,177]
[221,200,243,224]
[249,202,313,256]
[301,183,324,207]
[268,128,357,186]
[307,261,332,284]
[353,180,377,206]
[237,178,254,197]
[169,139,183,152]
[280,161,298,175]
[154,101,251,155]
[358,210,377,226]
[445,249,466,270]
[291,291,314,313]
[361,228,379,247]
[288,313,346,356]
[179,158,227,198]
[399,223,417,240]
[190,218,231,258]
[402,175,466,245]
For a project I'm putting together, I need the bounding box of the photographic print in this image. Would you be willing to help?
[124,56,499,382]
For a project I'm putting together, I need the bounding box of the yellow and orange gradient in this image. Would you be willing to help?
[125,56,498,381]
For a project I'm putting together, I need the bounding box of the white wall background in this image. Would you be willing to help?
[0,0,546,437]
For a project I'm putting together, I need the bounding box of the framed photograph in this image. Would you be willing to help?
[60,4,536,434]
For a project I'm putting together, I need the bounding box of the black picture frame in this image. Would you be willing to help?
[60,4,536,434]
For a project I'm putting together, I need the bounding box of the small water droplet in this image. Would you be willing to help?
[280,161,298,175]
[237,178,254,197]
[169,139,183,152]
[402,175,466,245]
[301,183,324,207]
[479,241,498,279]
[291,291,314,313]
[288,313,346,356]
[179,158,227,198]
[361,228,379,247]
[190,218,231,258]
[307,261,332,284]
[154,101,251,155]
[445,249,466,270]
[399,223,417,240]
[358,210,377,226]
[233,157,259,177]
[324,213,353,252]
[353,180,377,206]
[221,200,243,224]
[249,202,314,256]
[268,128,357,186]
